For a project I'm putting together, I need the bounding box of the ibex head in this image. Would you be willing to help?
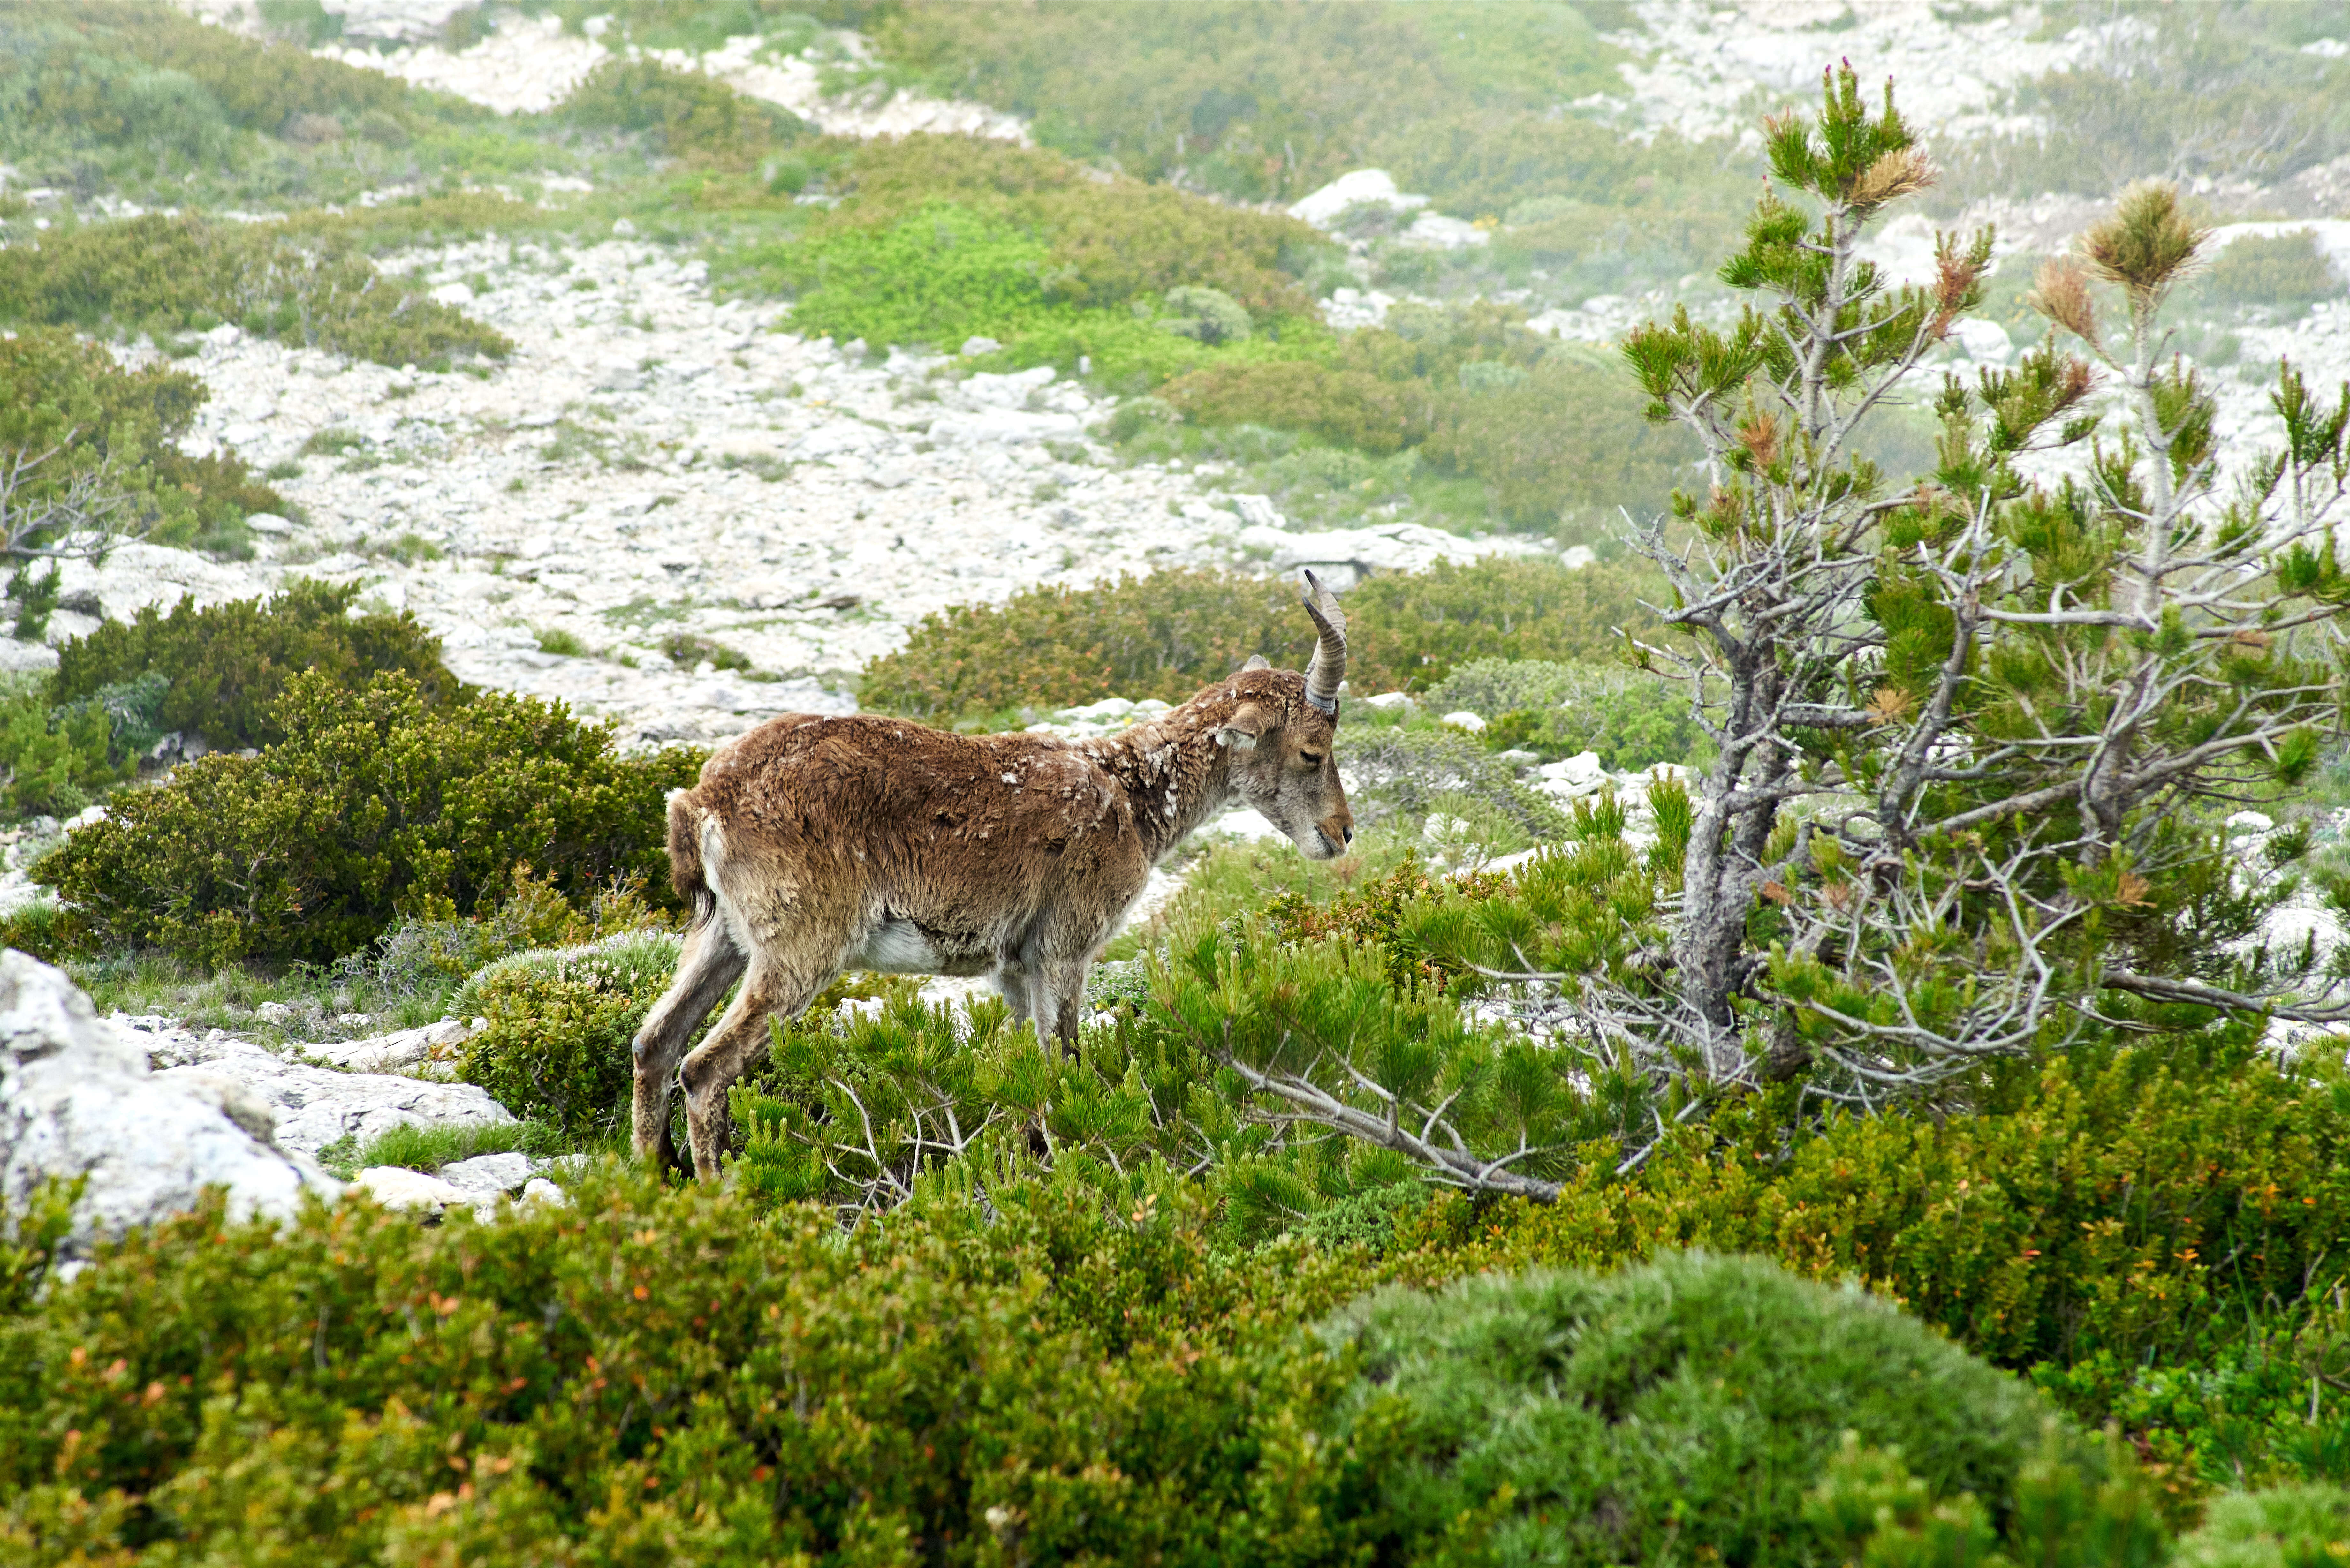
[1214,569,1355,860]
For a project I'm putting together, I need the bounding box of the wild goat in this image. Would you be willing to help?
[632,570,1357,1178]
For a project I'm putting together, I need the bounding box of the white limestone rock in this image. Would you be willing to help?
[352,1165,475,1211]
[0,951,339,1251]
[437,1151,535,1203]
[304,1017,476,1074]
[320,0,473,42]
[149,1032,513,1157]
[1288,170,1428,230]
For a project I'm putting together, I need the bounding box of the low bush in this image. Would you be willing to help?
[1343,555,1672,692]
[877,0,1621,205]
[860,566,1310,719]
[52,578,457,751]
[0,214,512,367]
[2203,231,2344,317]
[808,133,1324,318]
[1325,1252,2062,1565]
[1432,1041,2350,1489]
[2176,1484,2350,1567]
[0,1168,1360,1564]
[775,199,1070,351]
[860,559,1676,720]
[0,684,121,818]
[0,0,420,142]
[1339,722,1571,842]
[43,670,703,966]
[452,930,685,1138]
[1161,359,1432,454]
[723,133,1329,369]
[557,57,809,167]
[1430,657,1710,770]
[1261,854,1506,995]
[0,669,164,818]
[0,327,284,558]
[1418,350,1703,531]
[1810,1429,2170,1568]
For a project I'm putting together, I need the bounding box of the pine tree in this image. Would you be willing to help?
[1164,65,2350,1193]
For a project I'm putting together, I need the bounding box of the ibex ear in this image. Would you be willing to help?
[1241,654,1271,671]
[1215,701,1273,751]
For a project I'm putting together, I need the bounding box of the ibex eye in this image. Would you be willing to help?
[1299,752,1323,766]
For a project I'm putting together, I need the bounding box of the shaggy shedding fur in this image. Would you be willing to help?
[632,653,1355,1179]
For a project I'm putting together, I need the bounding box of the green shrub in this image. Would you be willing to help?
[878,0,1619,204]
[0,214,512,367]
[861,566,1310,719]
[861,559,1678,720]
[810,133,1323,317]
[0,0,418,140]
[1344,555,1672,692]
[43,670,704,966]
[0,327,282,557]
[777,199,1069,350]
[722,133,1328,368]
[52,578,457,751]
[1326,1252,2059,1565]
[452,931,685,1137]
[2176,1484,2350,1568]
[1809,1430,2170,1568]
[0,1166,1377,1565]
[0,685,120,818]
[1337,723,1570,841]
[557,57,809,166]
[1446,1043,2350,1488]
[1419,350,1702,532]
[1432,658,1709,771]
[1159,283,1253,344]
[2204,231,2344,317]
[1262,853,1506,995]
[1163,359,1431,454]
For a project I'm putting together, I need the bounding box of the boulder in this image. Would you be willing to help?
[351,1166,474,1212]
[0,951,340,1252]
[437,1151,535,1204]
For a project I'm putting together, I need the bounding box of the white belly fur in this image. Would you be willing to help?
[847,916,989,976]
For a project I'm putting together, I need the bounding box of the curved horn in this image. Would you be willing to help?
[1299,568,1347,714]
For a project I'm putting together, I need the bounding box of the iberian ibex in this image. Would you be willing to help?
[632,570,1355,1178]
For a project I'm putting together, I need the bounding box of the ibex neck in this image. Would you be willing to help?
[1085,691,1245,862]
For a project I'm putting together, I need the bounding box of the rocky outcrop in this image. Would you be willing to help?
[136,1023,514,1158]
[0,951,340,1251]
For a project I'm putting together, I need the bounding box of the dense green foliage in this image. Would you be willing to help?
[858,558,1669,720]
[1441,1038,2350,1490]
[0,680,127,817]
[1328,1253,2058,1564]
[0,327,281,560]
[2202,231,2345,317]
[558,57,810,168]
[0,1169,1373,1565]
[4,1158,2162,1568]
[0,215,512,367]
[52,579,456,752]
[881,0,1625,206]
[858,566,1308,719]
[453,932,685,1138]
[1430,658,1710,770]
[1343,556,1667,691]
[44,672,703,966]
[1941,1,2350,204]
[727,133,1329,376]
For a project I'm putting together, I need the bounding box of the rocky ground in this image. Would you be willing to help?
[21,234,1541,748]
